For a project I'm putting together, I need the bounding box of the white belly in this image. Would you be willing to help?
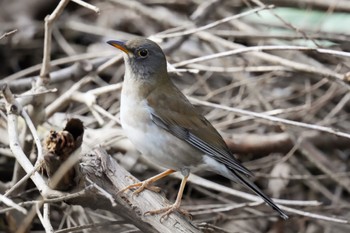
[120,94,202,171]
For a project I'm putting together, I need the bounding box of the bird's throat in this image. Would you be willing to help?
[121,74,156,103]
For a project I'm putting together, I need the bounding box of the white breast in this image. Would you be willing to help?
[120,88,203,171]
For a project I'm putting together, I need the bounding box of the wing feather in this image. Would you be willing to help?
[147,83,253,176]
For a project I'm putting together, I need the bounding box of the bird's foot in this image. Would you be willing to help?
[145,204,192,221]
[118,179,162,196]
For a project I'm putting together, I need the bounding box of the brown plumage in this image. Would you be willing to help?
[108,38,288,220]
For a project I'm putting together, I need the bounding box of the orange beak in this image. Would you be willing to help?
[107,40,130,54]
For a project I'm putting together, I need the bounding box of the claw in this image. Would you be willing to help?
[118,169,175,195]
[118,170,192,222]
[117,180,162,196]
[145,204,192,221]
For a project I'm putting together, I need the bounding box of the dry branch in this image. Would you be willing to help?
[75,147,201,233]
[1,0,350,232]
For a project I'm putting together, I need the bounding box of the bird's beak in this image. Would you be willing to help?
[107,40,130,54]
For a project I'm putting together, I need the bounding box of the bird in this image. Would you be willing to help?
[107,38,288,220]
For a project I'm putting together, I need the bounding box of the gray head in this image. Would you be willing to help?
[107,38,167,82]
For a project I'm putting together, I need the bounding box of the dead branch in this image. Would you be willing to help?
[74,147,201,233]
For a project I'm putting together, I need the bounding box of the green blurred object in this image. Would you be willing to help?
[242,7,350,46]
[244,7,350,34]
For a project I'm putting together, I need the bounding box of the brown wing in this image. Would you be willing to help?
[146,82,253,176]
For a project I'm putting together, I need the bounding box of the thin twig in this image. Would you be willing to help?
[0,193,27,214]
[0,29,18,40]
[21,110,43,162]
[71,0,100,14]
[42,203,54,233]
[174,45,347,82]
[184,173,347,224]
[40,0,72,82]
[1,84,60,198]
[155,5,273,39]
[189,97,350,139]
[55,220,128,233]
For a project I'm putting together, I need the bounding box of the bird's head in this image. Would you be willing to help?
[107,38,168,83]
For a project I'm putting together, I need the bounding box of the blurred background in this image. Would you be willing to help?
[0,0,350,232]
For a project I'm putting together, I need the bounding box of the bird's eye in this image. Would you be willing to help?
[138,49,148,58]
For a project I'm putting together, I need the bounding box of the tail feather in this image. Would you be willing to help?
[229,170,288,219]
[204,155,288,219]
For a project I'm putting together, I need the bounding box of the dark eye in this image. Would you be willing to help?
[138,49,148,58]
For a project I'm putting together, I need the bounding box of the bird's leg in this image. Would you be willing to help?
[145,174,191,220]
[118,169,175,195]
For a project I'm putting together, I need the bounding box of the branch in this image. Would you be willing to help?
[189,97,350,139]
[76,147,201,233]
[1,84,61,198]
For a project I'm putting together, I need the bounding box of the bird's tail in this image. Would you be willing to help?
[226,169,288,219]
